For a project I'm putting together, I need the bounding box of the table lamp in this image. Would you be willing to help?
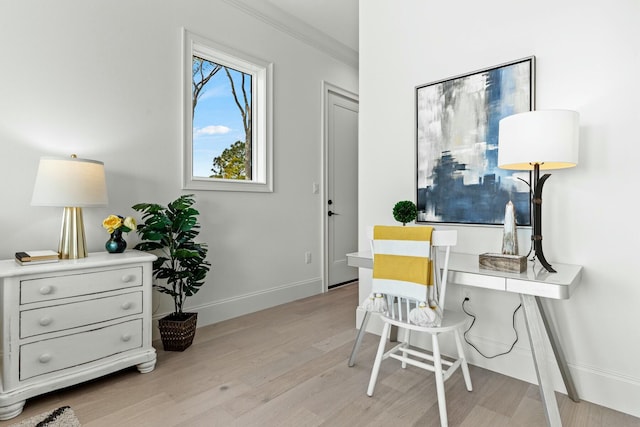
[31,154,109,259]
[498,110,579,273]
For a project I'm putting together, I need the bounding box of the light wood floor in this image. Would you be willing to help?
[2,283,639,427]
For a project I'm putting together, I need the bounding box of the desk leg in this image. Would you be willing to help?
[521,294,562,427]
[349,311,370,367]
[536,296,580,402]
[390,325,398,342]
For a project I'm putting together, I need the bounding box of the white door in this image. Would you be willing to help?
[327,89,359,288]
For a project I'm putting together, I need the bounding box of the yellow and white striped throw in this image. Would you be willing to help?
[371,225,433,303]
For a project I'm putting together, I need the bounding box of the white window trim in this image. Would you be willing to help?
[182,28,273,192]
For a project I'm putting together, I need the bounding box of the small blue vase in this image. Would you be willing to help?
[105,229,127,253]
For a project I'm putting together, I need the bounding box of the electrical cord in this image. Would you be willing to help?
[462,298,522,359]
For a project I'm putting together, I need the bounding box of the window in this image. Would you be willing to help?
[182,29,273,192]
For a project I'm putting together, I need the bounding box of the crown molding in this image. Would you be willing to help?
[222,0,358,69]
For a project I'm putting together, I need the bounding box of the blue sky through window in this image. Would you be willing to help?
[192,62,251,177]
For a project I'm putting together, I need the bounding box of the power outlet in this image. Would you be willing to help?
[305,252,312,264]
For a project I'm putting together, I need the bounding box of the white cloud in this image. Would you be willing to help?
[194,125,231,136]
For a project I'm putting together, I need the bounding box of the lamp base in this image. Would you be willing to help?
[532,166,556,273]
[59,207,88,259]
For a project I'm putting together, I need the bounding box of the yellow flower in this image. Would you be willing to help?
[102,215,123,234]
[123,216,136,232]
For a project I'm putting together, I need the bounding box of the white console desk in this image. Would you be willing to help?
[347,251,583,427]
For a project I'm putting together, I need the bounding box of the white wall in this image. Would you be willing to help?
[359,0,639,417]
[0,1,357,327]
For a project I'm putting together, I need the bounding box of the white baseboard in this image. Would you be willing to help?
[152,277,322,341]
[355,308,640,418]
[567,363,640,418]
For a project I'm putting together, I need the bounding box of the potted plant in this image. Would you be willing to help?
[132,194,211,351]
[393,200,417,226]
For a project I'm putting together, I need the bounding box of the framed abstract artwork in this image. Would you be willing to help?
[416,57,535,226]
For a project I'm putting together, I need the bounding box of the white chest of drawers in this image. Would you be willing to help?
[0,251,157,420]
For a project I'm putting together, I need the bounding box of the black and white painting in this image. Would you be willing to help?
[416,57,535,226]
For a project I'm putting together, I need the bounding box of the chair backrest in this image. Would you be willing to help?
[370,225,457,319]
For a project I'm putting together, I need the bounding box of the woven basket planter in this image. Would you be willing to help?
[158,312,198,351]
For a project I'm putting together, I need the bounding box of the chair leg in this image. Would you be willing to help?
[454,328,473,391]
[432,334,448,427]
[348,311,371,367]
[402,329,411,369]
[367,322,390,397]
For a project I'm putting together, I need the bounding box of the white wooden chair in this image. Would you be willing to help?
[350,225,472,427]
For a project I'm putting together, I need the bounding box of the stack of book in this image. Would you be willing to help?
[15,250,60,266]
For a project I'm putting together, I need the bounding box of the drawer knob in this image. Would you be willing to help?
[121,301,133,310]
[39,317,53,327]
[121,333,132,342]
[39,353,52,364]
[121,275,135,283]
[39,285,53,295]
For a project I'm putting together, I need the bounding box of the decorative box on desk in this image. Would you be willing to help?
[479,253,527,273]
[0,250,157,420]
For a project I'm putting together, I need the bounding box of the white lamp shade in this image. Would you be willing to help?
[31,156,108,207]
[498,110,579,170]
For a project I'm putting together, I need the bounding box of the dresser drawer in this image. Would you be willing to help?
[20,267,142,304]
[20,319,143,380]
[20,292,143,338]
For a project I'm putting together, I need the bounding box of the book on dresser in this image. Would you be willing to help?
[14,250,59,265]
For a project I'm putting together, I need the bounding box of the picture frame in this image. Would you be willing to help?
[416,56,535,226]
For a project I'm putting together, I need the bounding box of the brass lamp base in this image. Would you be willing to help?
[59,207,88,259]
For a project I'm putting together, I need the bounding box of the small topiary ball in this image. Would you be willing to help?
[393,200,417,226]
